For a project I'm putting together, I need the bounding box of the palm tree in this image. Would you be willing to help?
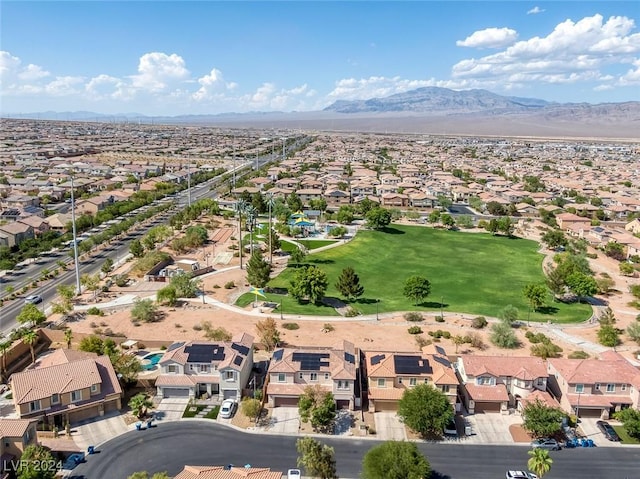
[235,199,247,270]
[265,192,275,265]
[0,340,11,381]
[528,448,553,478]
[64,329,73,349]
[22,330,38,364]
[128,393,153,419]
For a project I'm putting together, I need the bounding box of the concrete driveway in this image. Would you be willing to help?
[374,412,407,440]
[462,412,523,445]
[267,407,300,434]
[578,417,624,447]
[155,398,189,422]
[72,413,130,450]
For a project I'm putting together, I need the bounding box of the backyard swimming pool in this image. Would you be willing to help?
[141,352,164,371]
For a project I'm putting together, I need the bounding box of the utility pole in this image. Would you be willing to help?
[70,175,81,296]
[232,136,236,189]
[187,165,192,208]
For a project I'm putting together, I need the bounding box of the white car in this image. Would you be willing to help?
[506,471,538,479]
[25,295,43,304]
[287,470,301,479]
[219,399,237,419]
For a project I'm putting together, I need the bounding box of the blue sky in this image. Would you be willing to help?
[1,1,639,115]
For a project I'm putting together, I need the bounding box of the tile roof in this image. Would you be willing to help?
[268,341,356,380]
[0,419,36,438]
[548,356,640,386]
[459,355,547,380]
[465,383,509,402]
[174,465,282,479]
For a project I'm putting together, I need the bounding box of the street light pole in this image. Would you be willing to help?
[441,296,444,319]
[70,175,81,296]
[376,299,380,320]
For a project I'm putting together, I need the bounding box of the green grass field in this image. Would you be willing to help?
[280,239,338,251]
[613,425,640,444]
[255,225,591,322]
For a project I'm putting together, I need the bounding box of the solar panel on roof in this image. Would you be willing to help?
[233,356,244,366]
[370,354,385,365]
[185,344,225,363]
[393,355,432,375]
[344,352,355,364]
[273,349,284,361]
[293,352,331,371]
[167,342,185,352]
[231,342,250,356]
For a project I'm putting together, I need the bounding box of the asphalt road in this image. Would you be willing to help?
[70,421,640,479]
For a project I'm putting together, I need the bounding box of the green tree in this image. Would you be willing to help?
[597,323,620,347]
[170,273,201,298]
[336,206,354,225]
[397,383,453,437]
[566,272,598,301]
[619,262,635,276]
[81,273,101,301]
[241,397,262,423]
[362,440,430,479]
[523,283,547,311]
[21,329,38,364]
[545,267,566,300]
[111,351,143,385]
[627,322,640,344]
[287,192,303,212]
[335,267,365,301]
[131,298,159,323]
[500,305,519,325]
[289,246,307,265]
[296,437,337,479]
[101,257,114,275]
[298,385,336,432]
[129,239,144,258]
[366,207,392,230]
[541,230,566,249]
[289,266,328,305]
[267,228,281,255]
[402,275,431,306]
[156,285,178,306]
[527,448,553,478]
[522,399,564,438]
[255,317,281,351]
[613,408,640,439]
[128,393,153,419]
[17,444,58,479]
[16,304,47,328]
[0,340,11,380]
[427,210,441,224]
[64,328,73,349]
[440,213,455,229]
[490,322,520,349]
[127,472,170,479]
[246,248,272,288]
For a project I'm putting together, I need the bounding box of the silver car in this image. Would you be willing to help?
[530,437,560,451]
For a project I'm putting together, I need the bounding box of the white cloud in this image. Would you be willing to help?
[527,6,545,15]
[456,27,518,49]
[130,52,190,92]
[18,64,50,81]
[452,14,640,91]
[192,68,235,101]
[44,76,85,96]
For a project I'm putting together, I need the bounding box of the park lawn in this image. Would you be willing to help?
[281,239,338,251]
[613,425,640,444]
[268,225,591,323]
[235,291,340,316]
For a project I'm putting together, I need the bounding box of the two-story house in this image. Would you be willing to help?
[266,340,357,410]
[174,465,283,479]
[0,419,38,474]
[456,355,548,414]
[364,345,459,412]
[10,349,122,427]
[155,334,254,401]
[547,352,640,419]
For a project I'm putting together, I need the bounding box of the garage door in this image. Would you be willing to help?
[336,399,350,410]
[374,401,397,412]
[578,408,603,418]
[223,390,237,400]
[274,397,299,407]
[474,401,501,413]
[163,388,190,398]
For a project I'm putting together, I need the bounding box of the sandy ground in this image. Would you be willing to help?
[65,218,640,360]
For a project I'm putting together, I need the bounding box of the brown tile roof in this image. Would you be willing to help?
[269,341,356,380]
[459,355,547,380]
[566,394,633,407]
[519,390,561,409]
[368,387,404,401]
[174,466,283,479]
[465,383,509,402]
[548,356,640,386]
[0,419,36,438]
[366,346,457,385]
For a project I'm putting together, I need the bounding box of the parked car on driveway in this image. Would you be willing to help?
[25,295,43,304]
[530,437,560,450]
[219,399,237,419]
[444,418,457,435]
[506,471,538,479]
[287,470,301,479]
[596,420,620,441]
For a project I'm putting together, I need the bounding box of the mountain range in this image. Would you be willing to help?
[5,87,640,139]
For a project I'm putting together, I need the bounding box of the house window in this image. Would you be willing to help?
[338,381,349,390]
[478,377,493,386]
[398,377,403,384]
[621,384,627,391]
[190,364,195,371]
[595,383,600,391]
[310,373,318,382]
[71,390,82,402]
[278,373,285,382]
[377,378,386,388]
[225,371,234,381]
[199,364,209,373]
[324,373,330,380]
[90,384,98,393]
[537,378,545,386]
[167,365,177,373]
[51,394,60,404]
[29,400,41,412]
[606,384,615,393]
[575,384,584,393]
[409,378,417,386]
[441,385,450,393]
[298,372,303,380]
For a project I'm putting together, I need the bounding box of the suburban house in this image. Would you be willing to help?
[547,352,640,419]
[9,349,123,427]
[174,465,283,479]
[456,355,549,414]
[0,222,34,248]
[0,419,38,473]
[266,340,357,410]
[364,345,459,412]
[155,334,254,401]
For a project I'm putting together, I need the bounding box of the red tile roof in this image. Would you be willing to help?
[174,465,282,479]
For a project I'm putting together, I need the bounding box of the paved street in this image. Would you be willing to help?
[71,421,640,479]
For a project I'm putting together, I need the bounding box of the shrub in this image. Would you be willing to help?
[467,333,486,349]
[471,316,488,329]
[344,307,360,317]
[115,275,129,287]
[224,281,235,289]
[408,326,423,335]
[404,312,424,322]
[192,324,203,331]
[435,315,445,323]
[568,350,590,359]
[322,323,335,332]
[531,342,563,359]
[490,322,520,349]
[282,322,299,330]
[86,307,104,316]
[415,335,431,348]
